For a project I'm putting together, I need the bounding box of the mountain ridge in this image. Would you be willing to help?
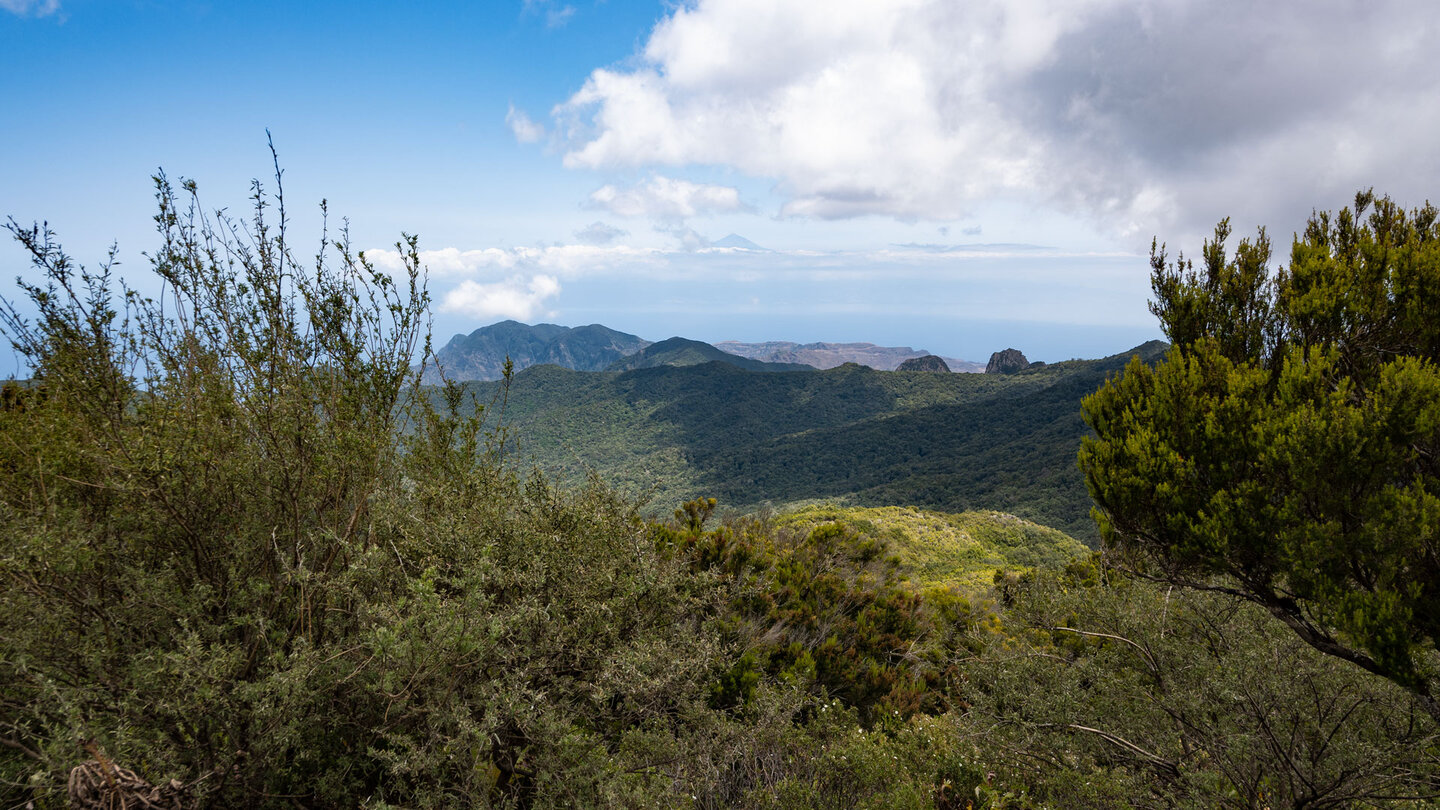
[430,319,1052,380]
[605,337,815,372]
[428,320,651,381]
[716,339,984,372]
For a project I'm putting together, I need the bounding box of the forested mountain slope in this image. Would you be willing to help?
[461,340,1167,542]
[429,320,650,380]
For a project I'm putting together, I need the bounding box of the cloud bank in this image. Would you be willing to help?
[438,275,561,321]
[365,244,666,279]
[553,0,1440,243]
[588,175,748,219]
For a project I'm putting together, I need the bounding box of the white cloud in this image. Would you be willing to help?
[553,0,1440,244]
[589,175,748,219]
[439,275,562,321]
[373,239,1127,288]
[1,0,59,16]
[574,221,627,245]
[506,104,546,144]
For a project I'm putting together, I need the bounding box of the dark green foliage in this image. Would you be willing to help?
[1081,192,1440,720]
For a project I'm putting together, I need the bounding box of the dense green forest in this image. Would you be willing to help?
[449,343,1164,543]
[2,174,1437,808]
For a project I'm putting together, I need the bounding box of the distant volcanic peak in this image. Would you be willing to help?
[712,233,765,250]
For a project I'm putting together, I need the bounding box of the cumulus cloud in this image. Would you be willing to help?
[506,104,546,144]
[1,0,59,16]
[574,221,627,245]
[589,175,749,220]
[439,275,562,320]
[554,0,1440,244]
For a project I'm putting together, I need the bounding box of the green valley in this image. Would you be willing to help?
[457,340,1167,543]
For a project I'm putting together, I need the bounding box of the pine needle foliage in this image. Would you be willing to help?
[1081,192,1440,721]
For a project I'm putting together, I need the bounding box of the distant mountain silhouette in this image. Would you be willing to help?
[716,340,984,372]
[712,233,766,250]
[428,320,650,381]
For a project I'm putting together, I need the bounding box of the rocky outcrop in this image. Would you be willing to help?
[896,354,951,372]
[985,348,1030,374]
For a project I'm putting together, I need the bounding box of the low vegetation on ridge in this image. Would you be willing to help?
[773,504,1087,590]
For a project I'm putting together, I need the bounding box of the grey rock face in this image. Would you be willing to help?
[985,348,1030,374]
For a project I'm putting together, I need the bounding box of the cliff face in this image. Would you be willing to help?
[896,354,951,372]
[985,348,1030,374]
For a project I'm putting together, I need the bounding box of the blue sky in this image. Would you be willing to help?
[4,0,1437,369]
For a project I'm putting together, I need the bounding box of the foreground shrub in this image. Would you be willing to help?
[0,166,722,808]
